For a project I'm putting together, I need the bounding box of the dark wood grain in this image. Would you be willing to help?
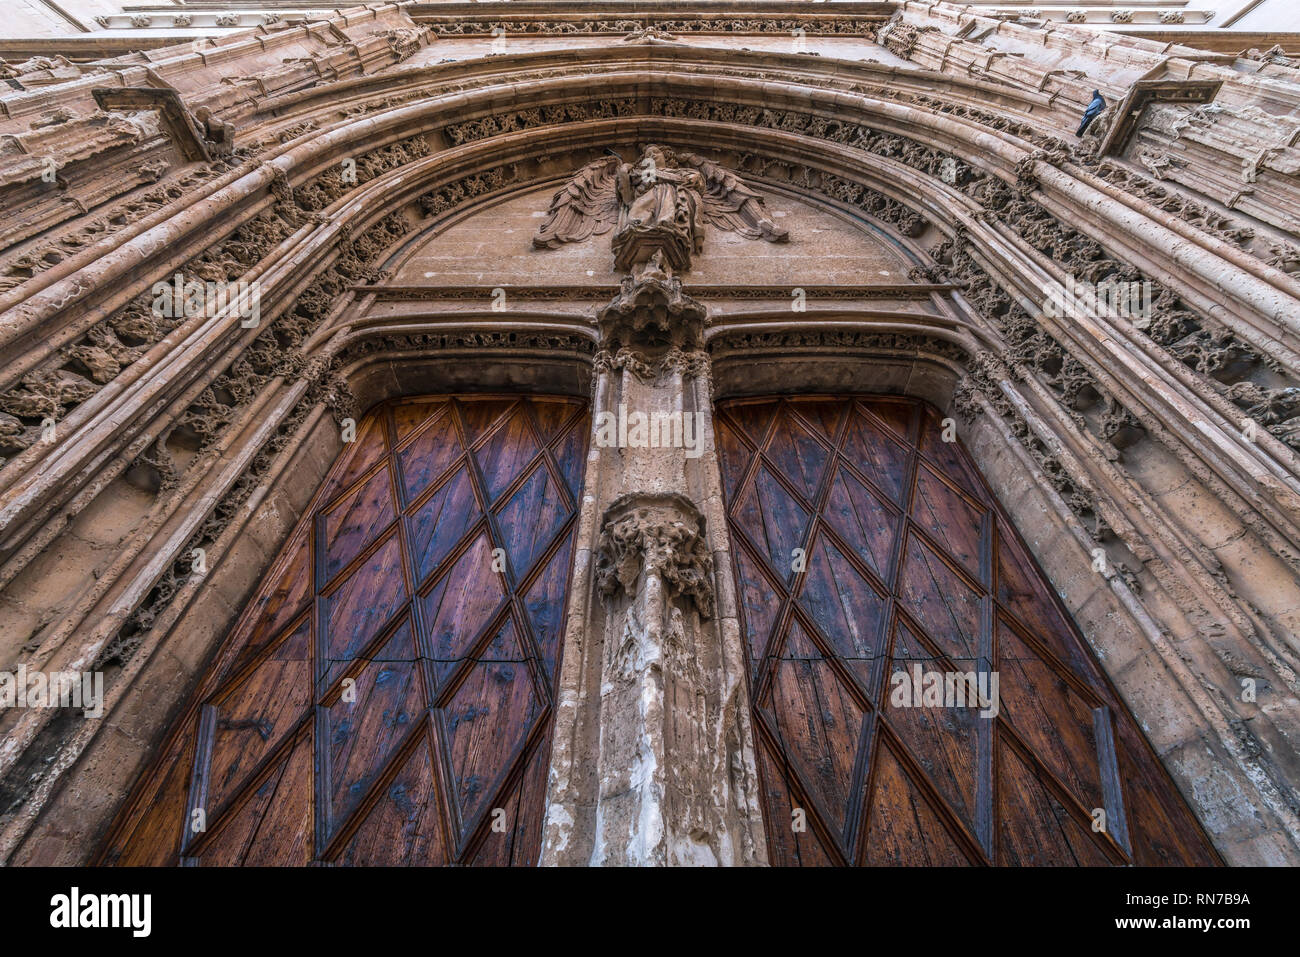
[718,395,1222,867]
[102,395,587,866]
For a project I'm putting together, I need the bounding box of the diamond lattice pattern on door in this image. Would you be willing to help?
[102,395,587,866]
[717,395,1220,866]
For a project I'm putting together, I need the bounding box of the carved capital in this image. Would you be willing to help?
[596,493,715,618]
[594,345,710,383]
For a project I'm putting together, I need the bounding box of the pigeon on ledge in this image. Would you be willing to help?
[1077,90,1107,136]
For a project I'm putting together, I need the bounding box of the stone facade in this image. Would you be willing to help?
[1,1,1299,866]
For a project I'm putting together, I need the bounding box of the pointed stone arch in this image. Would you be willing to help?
[2,34,1298,864]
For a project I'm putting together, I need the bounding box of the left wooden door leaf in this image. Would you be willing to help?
[99,395,588,866]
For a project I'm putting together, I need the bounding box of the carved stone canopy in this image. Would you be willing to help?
[596,260,708,356]
[91,87,230,162]
[595,492,715,618]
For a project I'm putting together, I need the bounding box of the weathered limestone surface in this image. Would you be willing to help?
[1,1,1299,865]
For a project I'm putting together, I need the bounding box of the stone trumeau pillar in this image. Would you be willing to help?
[539,258,768,866]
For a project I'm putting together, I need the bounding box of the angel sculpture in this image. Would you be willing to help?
[533,145,788,273]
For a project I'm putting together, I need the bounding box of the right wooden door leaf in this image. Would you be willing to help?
[716,395,1221,866]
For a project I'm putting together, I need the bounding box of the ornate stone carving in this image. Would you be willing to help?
[1244,45,1300,68]
[424,18,881,38]
[878,20,936,59]
[958,170,1295,450]
[535,146,786,272]
[296,133,432,211]
[622,25,678,44]
[578,475,757,864]
[374,27,426,61]
[0,132,441,452]
[594,346,710,383]
[819,171,930,235]
[596,493,714,618]
[1266,241,1300,277]
[7,7,1300,868]
[443,99,640,147]
[553,91,1298,457]
[531,156,624,249]
[449,92,1283,461]
[709,329,969,365]
[418,163,519,219]
[596,263,708,356]
[954,350,1111,538]
[1089,159,1255,249]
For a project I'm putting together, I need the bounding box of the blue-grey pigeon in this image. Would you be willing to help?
[1077,90,1107,136]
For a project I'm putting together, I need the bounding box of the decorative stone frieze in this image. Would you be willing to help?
[422,17,882,38]
[709,328,970,366]
[442,99,640,146]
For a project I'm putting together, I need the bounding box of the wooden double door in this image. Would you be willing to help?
[103,391,1220,866]
[102,395,587,865]
[716,395,1220,865]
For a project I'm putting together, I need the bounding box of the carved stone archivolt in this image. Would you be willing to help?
[4,1,1300,868]
[595,493,715,619]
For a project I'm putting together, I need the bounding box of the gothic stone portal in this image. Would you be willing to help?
[717,396,1220,866]
[101,396,588,865]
